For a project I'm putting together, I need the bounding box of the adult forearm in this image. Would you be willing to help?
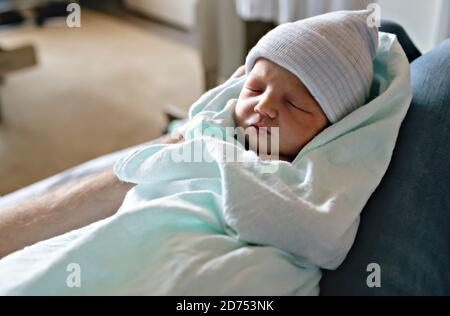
[0,168,133,258]
[0,133,184,258]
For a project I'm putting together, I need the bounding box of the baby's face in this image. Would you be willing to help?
[234,58,329,158]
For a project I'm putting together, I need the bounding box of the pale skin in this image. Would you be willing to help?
[234,58,329,159]
[0,61,328,258]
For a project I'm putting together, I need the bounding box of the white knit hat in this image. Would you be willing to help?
[245,10,379,123]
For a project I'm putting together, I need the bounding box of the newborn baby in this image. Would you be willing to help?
[234,58,329,160]
[233,9,378,161]
[0,10,409,295]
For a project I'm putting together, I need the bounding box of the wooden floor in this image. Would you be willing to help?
[0,9,203,195]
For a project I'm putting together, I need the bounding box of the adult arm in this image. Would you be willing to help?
[0,133,184,258]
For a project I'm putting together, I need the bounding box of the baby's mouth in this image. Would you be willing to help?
[250,125,272,135]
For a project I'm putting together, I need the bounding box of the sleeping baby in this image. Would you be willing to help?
[178,9,378,163]
[0,9,413,295]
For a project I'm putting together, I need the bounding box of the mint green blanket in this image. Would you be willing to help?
[0,33,411,295]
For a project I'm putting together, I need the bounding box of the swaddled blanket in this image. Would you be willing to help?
[0,33,411,295]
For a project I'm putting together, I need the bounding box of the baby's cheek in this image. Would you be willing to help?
[234,100,247,127]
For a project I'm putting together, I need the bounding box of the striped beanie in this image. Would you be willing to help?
[245,10,379,123]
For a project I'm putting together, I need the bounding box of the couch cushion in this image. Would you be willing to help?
[320,39,450,295]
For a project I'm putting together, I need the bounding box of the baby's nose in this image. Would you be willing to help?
[254,98,277,119]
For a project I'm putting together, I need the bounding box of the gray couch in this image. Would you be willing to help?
[320,38,450,295]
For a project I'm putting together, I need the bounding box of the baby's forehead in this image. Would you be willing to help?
[249,60,308,91]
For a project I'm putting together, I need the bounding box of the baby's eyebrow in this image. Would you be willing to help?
[286,89,305,100]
